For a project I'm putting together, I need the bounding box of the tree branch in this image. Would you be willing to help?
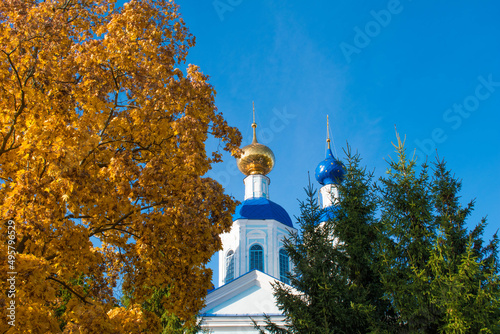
[0,90,25,156]
[47,276,93,305]
[89,202,166,237]
[16,235,30,254]
[64,214,93,220]
[1,49,22,89]
[96,227,140,238]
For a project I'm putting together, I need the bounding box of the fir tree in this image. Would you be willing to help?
[266,182,350,334]
[258,148,385,333]
[377,135,500,333]
[259,137,499,333]
[422,157,500,333]
[331,147,395,332]
[377,135,438,332]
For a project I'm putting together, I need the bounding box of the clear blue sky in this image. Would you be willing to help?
[171,1,500,287]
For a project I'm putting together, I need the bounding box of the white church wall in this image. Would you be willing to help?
[218,219,294,287]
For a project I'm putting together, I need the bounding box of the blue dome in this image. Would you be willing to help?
[315,148,345,186]
[233,197,294,228]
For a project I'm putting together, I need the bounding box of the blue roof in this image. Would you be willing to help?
[315,148,345,186]
[233,197,294,228]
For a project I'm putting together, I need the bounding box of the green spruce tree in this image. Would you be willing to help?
[260,182,350,333]
[331,147,395,332]
[259,137,499,333]
[422,157,500,333]
[377,135,500,333]
[377,134,437,333]
[258,148,386,333]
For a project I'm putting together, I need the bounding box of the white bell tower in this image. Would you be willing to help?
[201,104,297,333]
[217,104,295,287]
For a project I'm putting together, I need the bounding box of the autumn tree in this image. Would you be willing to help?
[137,287,206,333]
[0,0,241,332]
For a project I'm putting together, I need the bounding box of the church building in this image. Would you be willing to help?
[200,113,343,333]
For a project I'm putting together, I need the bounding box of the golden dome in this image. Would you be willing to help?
[237,118,275,176]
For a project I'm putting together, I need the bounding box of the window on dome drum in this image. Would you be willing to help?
[225,250,234,283]
[249,244,264,272]
[279,248,290,284]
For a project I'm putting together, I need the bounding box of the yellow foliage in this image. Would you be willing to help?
[107,305,160,334]
[0,0,241,332]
